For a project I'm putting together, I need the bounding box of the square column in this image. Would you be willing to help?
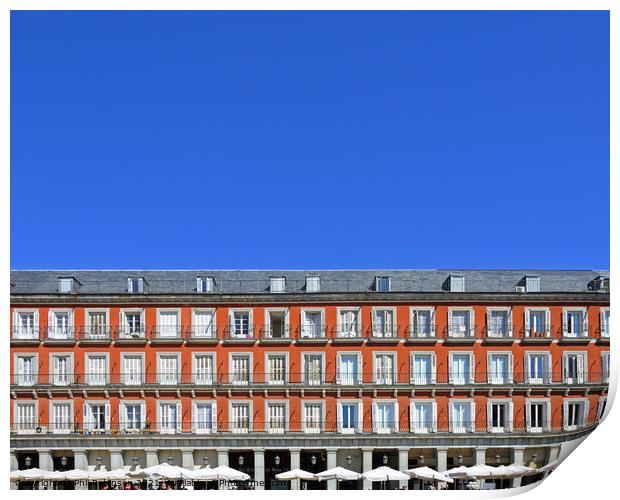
[73,448,89,489]
[181,449,195,470]
[475,447,487,465]
[326,448,338,490]
[110,449,124,470]
[217,448,229,467]
[290,449,301,490]
[10,451,18,471]
[512,447,525,488]
[254,449,265,490]
[436,448,448,472]
[145,448,159,468]
[398,447,409,489]
[38,449,53,471]
[361,447,373,490]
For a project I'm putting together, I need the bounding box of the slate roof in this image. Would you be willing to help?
[9,269,608,295]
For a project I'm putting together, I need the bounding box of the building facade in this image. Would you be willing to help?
[9,270,610,489]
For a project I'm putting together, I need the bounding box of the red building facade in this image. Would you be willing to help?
[9,270,610,489]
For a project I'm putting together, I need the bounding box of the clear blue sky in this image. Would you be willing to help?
[10,11,609,270]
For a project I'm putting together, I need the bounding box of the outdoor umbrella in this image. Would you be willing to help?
[315,466,361,490]
[406,466,454,483]
[182,466,211,481]
[195,465,251,481]
[275,468,317,490]
[129,462,189,480]
[362,466,409,490]
[90,468,130,481]
[494,464,537,479]
[464,464,502,479]
[445,466,471,479]
[537,460,559,473]
[10,468,53,481]
[63,469,91,481]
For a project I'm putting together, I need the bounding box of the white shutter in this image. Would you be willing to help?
[487,402,493,432]
[486,309,491,336]
[119,404,127,431]
[563,400,568,430]
[487,355,493,384]
[211,403,217,432]
[470,402,476,432]
[469,309,475,337]
[335,355,341,384]
[583,309,589,337]
[176,402,182,432]
[448,403,453,433]
[524,309,531,336]
[507,308,513,336]
[357,356,363,384]
[372,402,378,433]
[105,403,111,432]
[507,401,514,432]
[48,310,54,338]
[393,402,399,432]
[448,356,454,385]
[525,402,532,432]
[583,400,590,427]
[430,309,436,336]
[508,353,514,383]
[468,354,475,384]
[140,402,146,430]
[545,309,551,335]
[357,401,364,433]
[431,401,438,432]
[577,354,585,383]
[83,403,91,431]
[337,403,343,433]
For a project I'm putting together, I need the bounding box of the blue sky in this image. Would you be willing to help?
[10,11,609,270]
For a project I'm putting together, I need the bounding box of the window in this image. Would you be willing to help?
[563,308,587,337]
[229,310,252,338]
[449,352,474,385]
[120,310,145,338]
[487,353,513,384]
[302,402,323,433]
[86,310,108,338]
[230,353,252,385]
[120,402,146,432]
[597,398,607,421]
[15,354,37,386]
[337,353,361,385]
[525,276,540,293]
[411,353,436,385]
[600,308,610,338]
[487,308,511,337]
[564,352,587,384]
[593,275,610,291]
[193,354,215,384]
[449,400,475,433]
[449,275,465,292]
[48,310,73,339]
[83,402,110,433]
[157,354,180,385]
[128,277,144,293]
[192,309,216,338]
[50,402,72,434]
[157,310,180,338]
[525,352,550,384]
[563,400,588,430]
[266,402,287,433]
[300,309,324,338]
[448,308,474,337]
[192,401,216,433]
[374,353,396,384]
[58,278,74,293]
[121,354,144,385]
[601,352,610,383]
[410,400,437,433]
[270,277,286,293]
[525,308,550,337]
[230,402,251,433]
[86,354,108,386]
[159,402,181,434]
[265,309,288,338]
[303,353,323,385]
[13,310,38,339]
[526,400,550,433]
[372,401,398,433]
[305,275,320,293]
[266,353,287,385]
[375,276,391,292]
[410,307,434,337]
[372,308,396,337]
[51,354,72,386]
[487,400,513,433]
[338,401,363,433]
[338,308,360,338]
[197,276,214,293]
[14,402,37,434]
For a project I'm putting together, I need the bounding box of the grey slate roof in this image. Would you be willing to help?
[9,269,609,295]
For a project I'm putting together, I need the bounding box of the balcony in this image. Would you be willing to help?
[42,327,77,345]
[223,325,256,344]
[78,326,113,344]
[368,325,400,344]
[185,327,219,345]
[444,323,478,344]
[483,327,516,344]
[259,325,292,344]
[11,327,41,345]
[115,326,148,344]
[405,328,438,344]
[296,324,327,344]
[333,326,365,344]
[521,327,553,344]
[150,326,184,344]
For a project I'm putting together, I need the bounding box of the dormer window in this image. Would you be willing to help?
[270,277,286,293]
[449,275,465,292]
[197,276,214,293]
[375,276,391,292]
[525,276,540,293]
[305,275,320,293]
[58,278,74,293]
[128,277,144,294]
[593,275,610,291]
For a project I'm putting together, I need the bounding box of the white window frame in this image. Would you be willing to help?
[449,399,476,433]
[524,351,552,384]
[371,306,397,337]
[82,399,111,433]
[49,352,74,386]
[301,352,325,385]
[486,398,514,433]
[563,398,589,431]
[13,352,38,386]
[58,277,74,293]
[156,308,182,338]
[563,307,588,338]
[525,276,540,293]
[375,276,391,292]
[410,351,437,385]
[409,307,435,338]
[191,308,217,339]
[120,352,145,385]
[12,308,39,339]
[228,308,253,338]
[264,352,289,385]
[486,351,514,384]
[229,400,253,434]
[47,308,74,339]
[337,307,361,338]
[196,276,215,293]
[525,398,551,433]
[263,308,290,339]
[372,399,399,434]
[119,308,146,338]
[264,400,289,433]
[300,308,325,338]
[301,400,325,434]
[191,400,217,434]
[409,399,437,433]
[601,351,610,384]
[449,351,475,385]
[563,351,588,384]
[84,352,110,386]
[192,352,216,384]
[84,308,110,338]
[524,307,551,338]
[270,277,286,293]
[13,400,39,434]
[229,352,253,385]
[337,399,364,434]
[158,400,182,434]
[305,275,320,293]
[448,307,475,338]
[49,400,73,434]
[127,277,144,293]
[372,351,397,385]
[156,352,181,385]
[597,397,608,421]
[486,307,513,338]
[600,307,610,338]
[336,351,362,385]
[449,275,465,292]
[119,400,147,433]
